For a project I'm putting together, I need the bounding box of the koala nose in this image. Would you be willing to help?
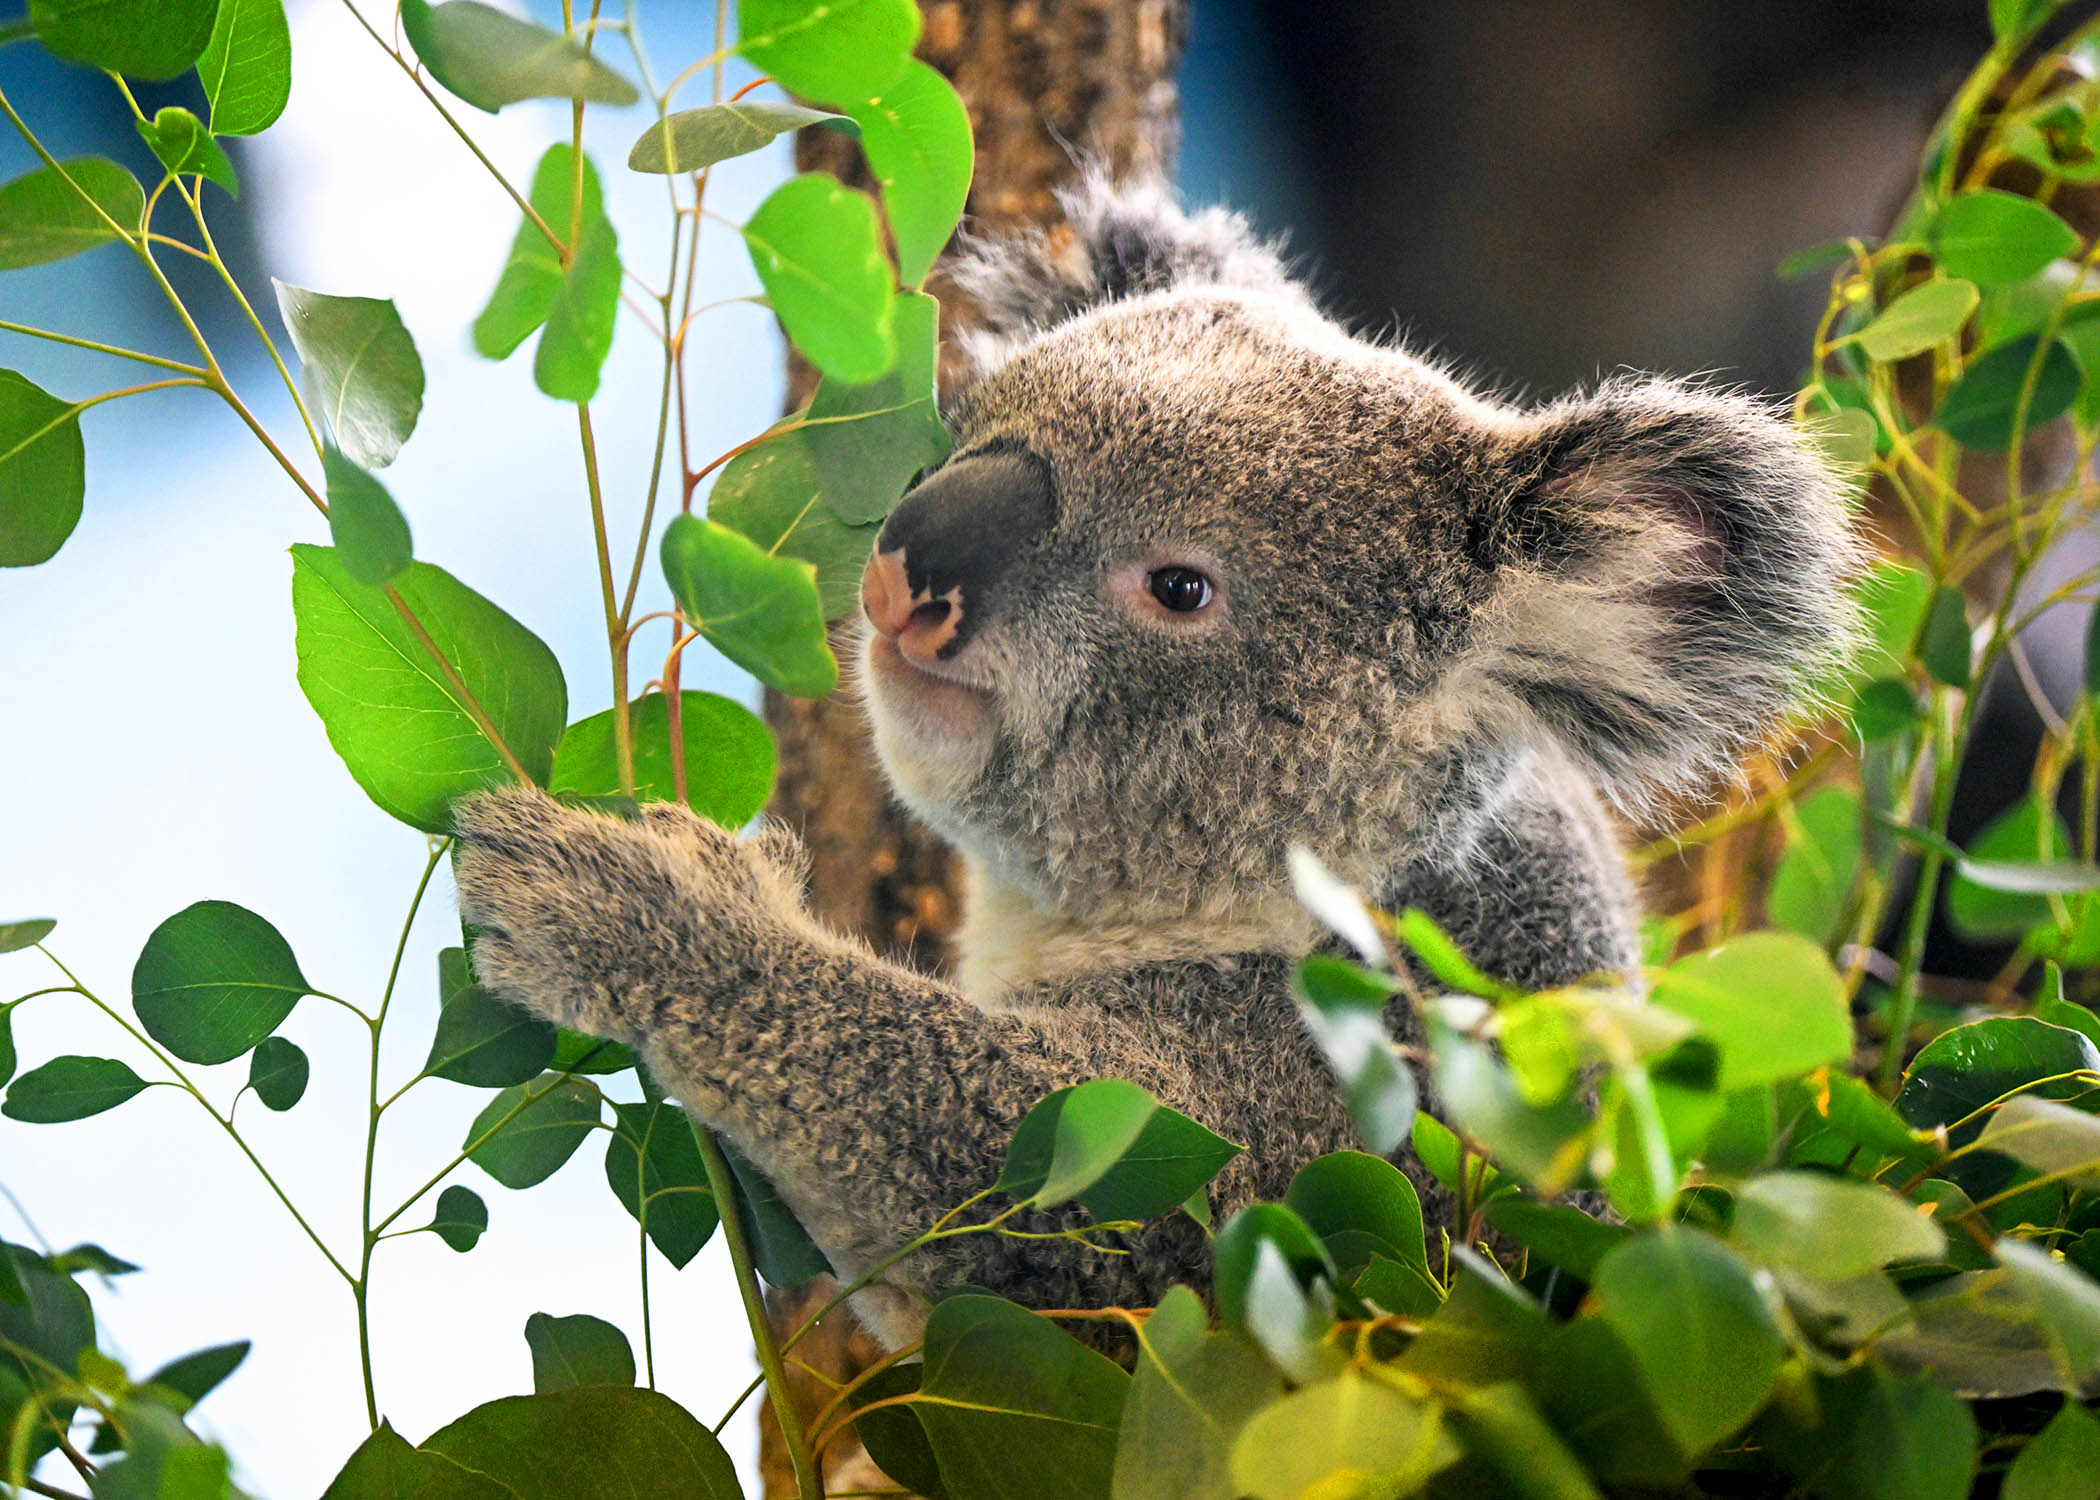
[861,451,1054,664]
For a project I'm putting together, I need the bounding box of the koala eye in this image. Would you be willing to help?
[1147,567,1214,613]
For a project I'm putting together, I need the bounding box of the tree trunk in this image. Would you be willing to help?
[756,2,1189,1491]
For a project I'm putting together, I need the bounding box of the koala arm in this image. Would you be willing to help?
[450,786,1210,1329]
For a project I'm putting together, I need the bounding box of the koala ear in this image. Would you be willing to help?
[1461,377,1861,810]
[947,170,1298,374]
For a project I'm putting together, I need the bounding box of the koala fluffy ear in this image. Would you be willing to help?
[947,171,1298,374]
[1464,377,1861,810]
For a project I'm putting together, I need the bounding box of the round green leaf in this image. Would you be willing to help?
[427,1184,488,1252]
[659,514,837,698]
[708,429,883,620]
[1975,1095,2100,1191]
[1947,797,2071,941]
[2004,1400,2100,1500]
[1211,1202,1336,1334]
[196,0,292,136]
[1283,1150,1428,1277]
[246,1035,308,1111]
[1290,957,1414,1156]
[995,1078,1240,1222]
[533,214,620,402]
[1480,1194,1627,1281]
[0,370,85,568]
[1731,1170,1946,1278]
[847,60,973,288]
[1230,1370,1455,1500]
[0,158,142,270]
[320,1422,512,1500]
[1591,1231,1784,1455]
[290,545,568,833]
[323,448,413,586]
[466,1074,600,1189]
[738,0,919,106]
[273,282,425,469]
[132,900,312,1066]
[0,918,55,954]
[27,0,216,79]
[602,1100,718,1269]
[426,946,556,1088]
[1852,677,1920,742]
[1856,277,1979,361]
[804,289,951,525]
[626,101,856,175]
[1768,786,1863,945]
[3,1055,149,1122]
[1897,1016,2100,1134]
[475,146,602,362]
[1113,1286,1282,1500]
[1918,582,1973,687]
[915,1294,1128,1500]
[743,172,897,384]
[134,107,238,196]
[398,0,640,114]
[551,692,776,829]
[420,1387,741,1499]
[523,1312,634,1393]
[1651,932,1851,1090]
[1932,190,2082,288]
[1935,333,2083,451]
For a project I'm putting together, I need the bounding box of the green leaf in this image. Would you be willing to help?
[323,447,413,586]
[603,1099,718,1269]
[1230,1369,1457,1500]
[3,1055,149,1122]
[1450,1383,1606,1500]
[1396,908,1517,999]
[131,899,311,1066]
[51,1243,136,1277]
[273,283,425,469]
[1731,1170,1945,1278]
[1538,1319,1690,1488]
[708,423,884,619]
[2004,1400,2100,1500]
[552,693,775,828]
[0,918,55,953]
[0,158,141,269]
[26,0,216,79]
[627,100,856,174]
[291,545,568,832]
[1918,582,1973,688]
[1210,1202,1337,1343]
[1764,1365,1978,1500]
[419,1387,741,1498]
[0,369,86,567]
[738,0,919,105]
[1769,786,1863,945]
[426,1184,487,1252]
[1283,1150,1428,1279]
[196,0,291,136]
[1111,1286,1281,1500]
[1897,1015,2100,1135]
[1997,1239,2100,1387]
[1935,333,2084,451]
[660,513,837,697]
[475,146,598,361]
[1976,1094,2100,1191]
[995,1078,1241,1222]
[534,214,620,402]
[0,1244,93,1465]
[743,173,897,384]
[397,0,639,114]
[1290,958,1414,1155]
[1947,797,2074,940]
[847,60,973,287]
[1481,1194,1627,1281]
[1433,1029,1592,1191]
[718,1136,832,1287]
[0,1010,14,1091]
[1592,1232,1784,1454]
[466,1074,600,1190]
[1397,1258,1549,1388]
[548,1029,636,1075]
[1851,559,1933,683]
[320,1422,512,1500]
[134,107,237,195]
[1991,0,2061,40]
[915,1294,1128,1500]
[849,1363,949,1500]
[1777,239,1857,280]
[1933,190,2082,287]
[1651,932,1851,1090]
[425,946,556,1088]
[1856,277,1979,360]
[138,1340,248,1411]
[2035,964,2100,1051]
[1853,677,1921,741]
[523,1311,634,1392]
[246,1035,307,1111]
[804,290,950,524]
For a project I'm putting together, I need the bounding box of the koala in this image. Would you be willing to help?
[452,176,1855,1347]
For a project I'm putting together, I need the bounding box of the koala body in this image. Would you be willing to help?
[454,179,1854,1346]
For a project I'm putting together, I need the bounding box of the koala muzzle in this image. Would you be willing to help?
[861,451,1054,664]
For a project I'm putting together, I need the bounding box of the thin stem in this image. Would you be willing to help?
[578,406,636,795]
[0,320,202,374]
[0,379,209,467]
[693,1124,821,1500]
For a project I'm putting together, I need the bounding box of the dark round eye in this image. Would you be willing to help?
[1147,567,1213,613]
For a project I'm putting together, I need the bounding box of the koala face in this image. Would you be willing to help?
[858,182,1857,928]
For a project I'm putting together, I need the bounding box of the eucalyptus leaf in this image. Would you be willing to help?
[1935,333,2083,451]
[134,107,238,195]
[1769,786,1863,945]
[323,447,413,586]
[1291,957,1414,1155]
[427,1184,487,1252]
[805,290,950,524]
[627,100,856,174]
[551,692,775,828]
[603,1099,718,1268]
[319,1422,511,1500]
[273,283,424,469]
[660,513,837,697]
[3,1055,149,1122]
[1283,1150,1429,1279]
[475,146,601,362]
[738,0,919,105]
[523,1311,634,1392]
[534,216,619,402]
[717,1135,831,1288]
[0,369,86,567]
[0,158,142,270]
[0,919,54,954]
[1918,582,1973,687]
[708,425,885,619]
[1947,798,2074,940]
[1230,1369,1457,1500]
[196,0,292,136]
[465,1074,600,1190]
[246,1035,307,1111]
[1651,932,1851,1090]
[1856,277,1978,360]
[743,172,896,384]
[1977,1095,2100,1191]
[847,60,973,287]
[419,1386,741,1498]
[995,1078,1241,1222]
[132,899,312,1066]
[425,946,555,1088]
[1731,1170,1946,1278]
[398,0,639,113]
[27,0,216,79]
[1932,190,2082,287]
[2004,1399,2100,1500]
[1111,1286,1281,1500]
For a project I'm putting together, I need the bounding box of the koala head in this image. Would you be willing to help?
[857,177,1858,931]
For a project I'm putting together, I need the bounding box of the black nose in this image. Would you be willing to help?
[870,451,1055,659]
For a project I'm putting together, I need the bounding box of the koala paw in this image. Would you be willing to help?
[450,785,809,1044]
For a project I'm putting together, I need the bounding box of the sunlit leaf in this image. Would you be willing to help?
[1651,933,1851,1090]
[626,100,855,174]
[0,919,54,954]
[274,283,424,469]
[134,107,238,195]
[551,693,776,829]
[804,290,950,524]
[323,447,413,586]
[197,0,291,136]
[847,60,973,287]
[743,172,896,384]
[708,428,883,620]
[398,0,639,113]
[738,0,919,105]
[132,900,312,1066]
[1977,1095,2100,1191]
[1731,1170,1945,1278]
[1932,190,2082,287]
[27,0,216,79]
[534,215,620,402]
[1856,277,1979,360]
[1230,1369,1457,1500]
[0,159,141,270]
[475,146,599,362]
[660,514,837,697]
[1769,786,1863,945]
[1111,1286,1281,1500]
[995,1078,1240,1222]
[0,369,85,567]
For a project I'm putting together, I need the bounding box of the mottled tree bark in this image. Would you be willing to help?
[756,2,1190,1492]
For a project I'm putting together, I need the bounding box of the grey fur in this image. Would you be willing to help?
[452,177,1855,1344]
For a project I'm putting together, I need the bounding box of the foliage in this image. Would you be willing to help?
[5,1,2100,1498]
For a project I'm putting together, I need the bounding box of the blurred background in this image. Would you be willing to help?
[0,0,2002,1493]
